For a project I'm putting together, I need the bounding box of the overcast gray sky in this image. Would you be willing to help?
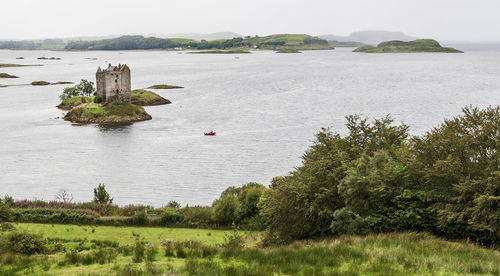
[2,0,500,41]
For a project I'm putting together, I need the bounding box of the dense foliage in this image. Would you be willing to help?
[259,106,499,245]
[59,79,96,100]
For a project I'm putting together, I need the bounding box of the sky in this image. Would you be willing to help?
[1,0,500,41]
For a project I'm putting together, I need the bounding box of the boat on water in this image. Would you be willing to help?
[204,131,216,136]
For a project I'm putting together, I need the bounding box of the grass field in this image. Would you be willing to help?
[2,224,500,275]
[14,223,249,246]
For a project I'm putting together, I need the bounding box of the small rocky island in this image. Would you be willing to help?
[353,39,463,53]
[62,64,163,124]
[58,89,170,110]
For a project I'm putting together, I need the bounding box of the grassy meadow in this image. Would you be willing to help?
[13,223,251,246]
[2,224,500,275]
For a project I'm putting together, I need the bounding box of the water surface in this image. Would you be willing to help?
[0,46,499,205]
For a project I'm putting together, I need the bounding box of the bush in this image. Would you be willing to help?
[167,201,181,208]
[160,208,183,226]
[1,232,63,255]
[3,196,14,206]
[133,239,145,263]
[63,248,117,265]
[132,210,148,226]
[0,203,13,223]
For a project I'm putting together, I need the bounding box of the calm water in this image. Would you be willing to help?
[1,46,499,206]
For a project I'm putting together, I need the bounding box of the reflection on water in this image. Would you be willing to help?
[0,46,499,206]
[96,124,132,132]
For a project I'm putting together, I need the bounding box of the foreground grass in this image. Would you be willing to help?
[14,223,244,245]
[2,226,500,275]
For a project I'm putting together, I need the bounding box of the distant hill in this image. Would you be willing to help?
[319,30,417,45]
[159,32,242,41]
[353,39,463,53]
[64,34,331,51]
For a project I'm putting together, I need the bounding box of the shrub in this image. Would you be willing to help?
[133,239,145,263]
[131,210,148,226]
[160,208,183,226]
[0,203,13,222]
[3,196,14,206]
[145,246,158,263]
[2,232,63,255]
[167,201,181,208]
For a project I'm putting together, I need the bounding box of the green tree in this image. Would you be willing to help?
[59,87,80,100]
[93,184,113,204]
[258,115,410,243]
[410,106,500,244]
[76,79,96,96]
[58,79,96,100]
[213,195,240,226]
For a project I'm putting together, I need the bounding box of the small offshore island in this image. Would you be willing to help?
[353,39,463,53]
[58,89,171,110]
[0,73,19,78]
[60,64,171,124]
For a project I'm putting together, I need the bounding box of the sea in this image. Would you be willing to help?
[0,45,499,206]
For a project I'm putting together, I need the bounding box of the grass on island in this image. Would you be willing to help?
[2,224,500,275]
[276,48,301,53]
[190,49,251,54]
[64,102,151,123]
[31,81,51,86]
[58,96,95,109]
[146,84,184,89]
[37,57,61,60]
[0,64,42,67]
[131,89,171,106]
[353,39,463,53]
[0,73,19,78]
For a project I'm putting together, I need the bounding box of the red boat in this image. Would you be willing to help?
[204,131,216,136]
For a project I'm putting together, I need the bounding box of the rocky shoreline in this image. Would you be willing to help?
[63,111,152,124]
[63,102,153,124]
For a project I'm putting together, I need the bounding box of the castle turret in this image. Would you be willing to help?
[95,64,131,104]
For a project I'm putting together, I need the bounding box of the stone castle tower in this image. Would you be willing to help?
[96,64,131,103]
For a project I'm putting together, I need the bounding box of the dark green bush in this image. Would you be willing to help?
[160,208,183,226]
[1,232,63,255]
[0,203,13,223]
[133,239,145,263]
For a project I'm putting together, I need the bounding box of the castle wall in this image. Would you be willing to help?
[120,68,131,103]
[95,65,131,103]
[96,73,105,98]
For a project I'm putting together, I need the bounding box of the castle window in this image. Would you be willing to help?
[115,79,118,83]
